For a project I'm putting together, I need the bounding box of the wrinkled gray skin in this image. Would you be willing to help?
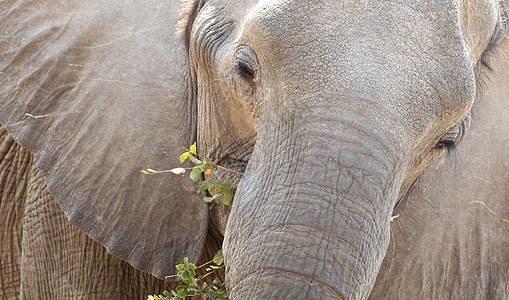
[0,0,508,299]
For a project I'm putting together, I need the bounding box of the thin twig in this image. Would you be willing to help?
[196,259,215,270]
[193,152,244,175]
[212,163,244,175]
[164,258,220,279]
[196,267,223,281]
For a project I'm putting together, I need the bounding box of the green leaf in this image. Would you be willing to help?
[188,154,201,164]
[213,250,223,265]
[212,193,223,203]
[180,271,193,284]
[203,197,214,203]
[189,142,197,154]
[197,182,207,193]
[207,182,219,192]
[163,290,171,297]
[179,152,190,163]
[176,286,187,293]
[218,180,233,193]
[184,257,189,265]
[189,168,202,182]
[223,189,235,206]
[170,168,186,175]
[175,286,187,299]
[213,278,224,286]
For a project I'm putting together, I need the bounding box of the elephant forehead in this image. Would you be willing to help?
[245,0,475,135]
[249,0,467,80]
[250,0,461,44]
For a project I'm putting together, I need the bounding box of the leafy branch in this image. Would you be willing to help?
[147,251,227,300]
[141,143,243,206]
[143,144,240,300]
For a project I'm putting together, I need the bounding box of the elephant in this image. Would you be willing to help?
[0,0,508,299]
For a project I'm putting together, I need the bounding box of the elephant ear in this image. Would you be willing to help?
[0,0,207,279]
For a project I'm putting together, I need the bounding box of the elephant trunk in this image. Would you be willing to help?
[223,107,410,299]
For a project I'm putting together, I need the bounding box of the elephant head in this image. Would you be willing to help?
[181,0,508,298]
[0,0,507,299]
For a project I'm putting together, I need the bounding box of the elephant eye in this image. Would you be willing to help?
[232,45,260,97]
[435,114,470,151]
[436,139,457,151]
[236,60,256,84]
[436,130,460,151]
[232,58,259,97]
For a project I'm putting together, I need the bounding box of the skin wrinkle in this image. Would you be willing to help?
[309,199,333,298]
[232,267,346,299]
[287,181,377,212]
[276,138,299,227]
[295,150,387,193]
[290,105,403,152]
[275,189,379,238]
[288,175,381,223]
[297,130,393,172]
[192,5,232,66]
[268,223,366,267]
[272,130,386,219]
[298,137,394,179]
[341,92,411,134]
[203,21,233,65]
